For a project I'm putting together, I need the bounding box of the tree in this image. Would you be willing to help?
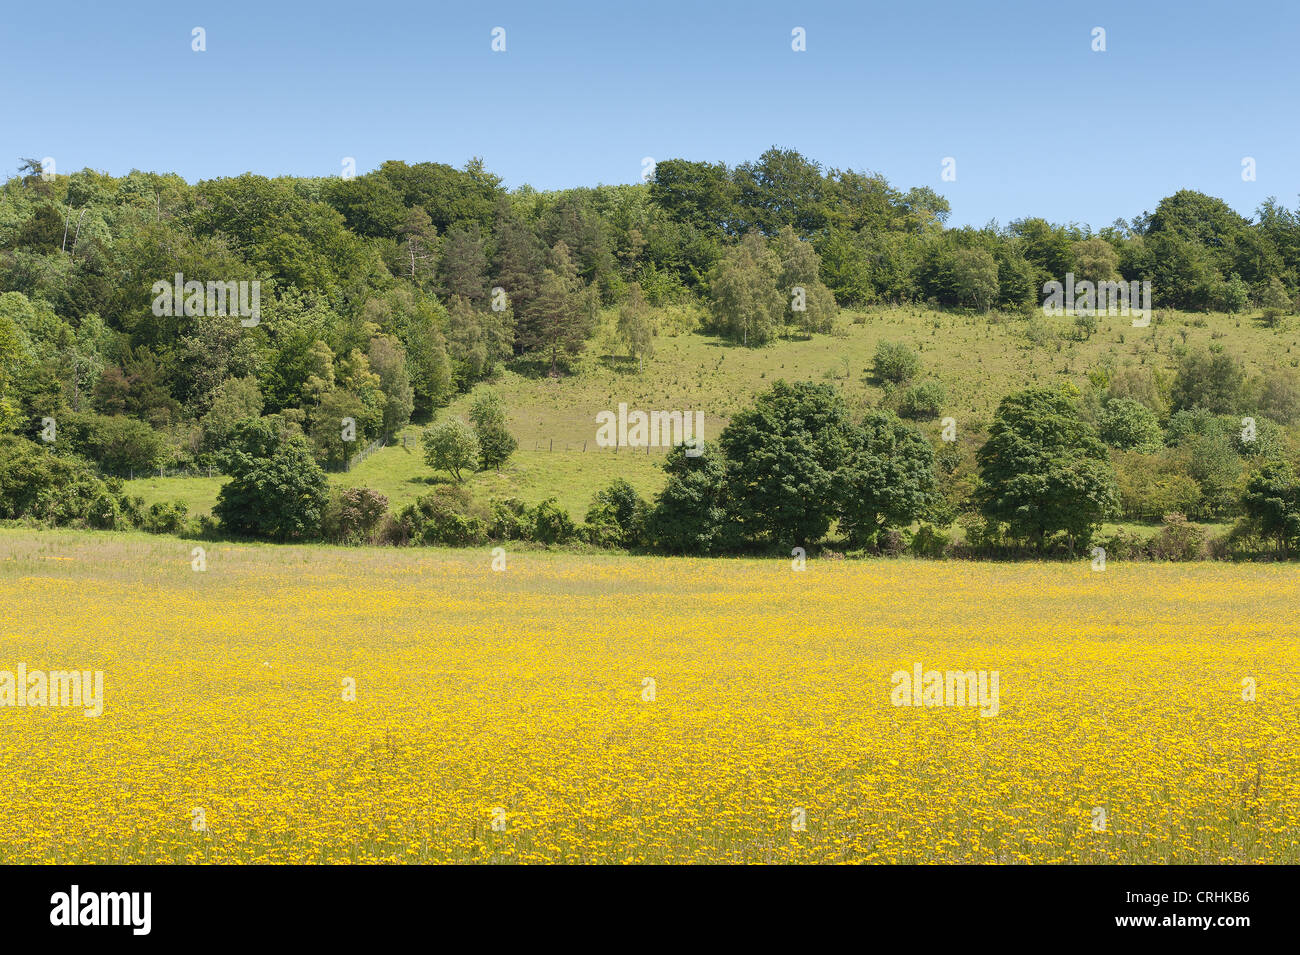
[708,233,784,345]
[61,411,167,474]
[648,158,738,235]
[1184,432,1242,517]
[645,442,736,554]
[1242,460,1300,556]
[773,225,838,335]
[445,295,513,388]
[949,247,999,311]
[976,388,1118,551]
[1098,397,1163,451]
[1259,275,1293,327]
[1218,272,1250,313]
[398,206,438,286]
[616,283,655,371]
[214,419,328,540]
[1171,349,1244,414]
[1073,236,1120,284]
[718,380,855,547]
[423,417,479,482]
[438,223,488,304]
[311,389,371,469]
[838,411,936,546]
[491,198,545,320]
[367,334,414,438]
[467,388,516,471]
[872,341,921,384]
[518,242,596,375]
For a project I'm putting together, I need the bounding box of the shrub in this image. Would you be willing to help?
[897,380,946,420]
[140,501,189,535]
[910,523,950,559]
[880,528,908,556]
[88,493,121,530]
[1148,513,1207,561]
[531,498,577,545]
[1094,527,1148,561]
[0,434,106,526]
[398,484,486,546]
[487,498,533,541]
[872,341,921,384]
[322,486,390,544]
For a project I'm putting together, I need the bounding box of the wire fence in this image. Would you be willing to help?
[528,438,673,454]
[343,437,386,471]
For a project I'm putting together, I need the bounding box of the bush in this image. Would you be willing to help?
[584,479,648,548]
[910,523,950,558]
[897,380,946,420]
[1148,513,1207,561]
[531,498,577,545]
[872,341,921,383]
[0,435,106,526]
[1094,527,1148,561]
[487,498,533,541]
[398,484,486,546]
[88,493,120,530]
[880,528,907,556]
[139,500,189,535]
[322,486,390,544]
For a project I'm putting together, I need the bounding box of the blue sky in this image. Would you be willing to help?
[3,0,1297,228]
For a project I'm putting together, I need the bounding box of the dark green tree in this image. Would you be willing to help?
[838,410,937,546]
[976,388,1118,551]
[718,380,855,548]
[214,419,328,540]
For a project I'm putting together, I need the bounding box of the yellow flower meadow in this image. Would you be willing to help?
[1,528,1297,864]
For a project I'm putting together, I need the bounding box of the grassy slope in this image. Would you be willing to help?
[127,305,1299,520]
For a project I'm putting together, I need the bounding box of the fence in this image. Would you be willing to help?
[344,437,386,472]
[126,466,219,481]
[528,438,673,454]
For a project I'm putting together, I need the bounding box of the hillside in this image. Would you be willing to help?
[124,303,1299,521]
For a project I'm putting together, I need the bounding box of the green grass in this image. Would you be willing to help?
[128,429,668,519]
[126,304,1299,520]
[125,475,225,515]
[335,429,667,516]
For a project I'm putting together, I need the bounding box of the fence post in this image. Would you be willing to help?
[583,440,587,452]
[550,438,553,452]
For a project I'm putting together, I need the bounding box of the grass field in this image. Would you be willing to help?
[2,527,1296,863]
[125,305,1300,522]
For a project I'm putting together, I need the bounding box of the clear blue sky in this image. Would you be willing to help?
[3,0,1297,228]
